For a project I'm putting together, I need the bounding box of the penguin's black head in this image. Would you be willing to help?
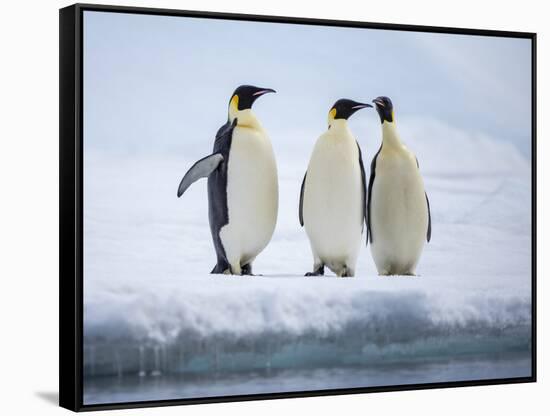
[329,99,372,123]
[372,96,394,123]
[229,85,276,111]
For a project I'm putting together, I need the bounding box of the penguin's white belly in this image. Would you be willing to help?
[220,126,278,269]
[303,137,363,271]
[370,154,428,275]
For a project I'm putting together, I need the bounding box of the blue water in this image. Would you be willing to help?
[83,352,531,405]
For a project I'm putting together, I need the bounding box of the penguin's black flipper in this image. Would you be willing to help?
[425,192,432,242]
[367,144,382,244]
[214,118,237,145]
[177,153,224,197]
[356,142,367,238]
[299,172,307,226]
[416,157,432,243]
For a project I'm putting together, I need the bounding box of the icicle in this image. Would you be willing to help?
[161,345,167,374]
[151,345,161,376]
[138,345,146,377]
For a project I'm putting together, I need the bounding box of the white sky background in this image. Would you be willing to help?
[83,11,532,161]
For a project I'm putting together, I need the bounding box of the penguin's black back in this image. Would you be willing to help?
[207,119,236,273]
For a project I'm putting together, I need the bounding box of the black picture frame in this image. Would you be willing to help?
[59,3,537,412]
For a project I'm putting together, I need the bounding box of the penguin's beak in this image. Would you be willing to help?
[343,101,372,120]
[351,102,373,110]
[372,97,385,108]
[252,87,276,97]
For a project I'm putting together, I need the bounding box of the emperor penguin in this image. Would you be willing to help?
[299,99,372,277]
[368,96,431,276]
[177,85,278,275]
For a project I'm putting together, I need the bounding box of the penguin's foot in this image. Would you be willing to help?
[305,265,324,277]
[334,266,353,278]
[339,267,355,278]
[241,263,260,276]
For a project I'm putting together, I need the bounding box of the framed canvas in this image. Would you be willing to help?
[59,3,537,411]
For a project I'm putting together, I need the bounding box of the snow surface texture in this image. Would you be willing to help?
[83,117,532,401]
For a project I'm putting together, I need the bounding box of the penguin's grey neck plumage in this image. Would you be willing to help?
[381,120,403,149]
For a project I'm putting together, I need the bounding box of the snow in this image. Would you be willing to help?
[82,119,532,388]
